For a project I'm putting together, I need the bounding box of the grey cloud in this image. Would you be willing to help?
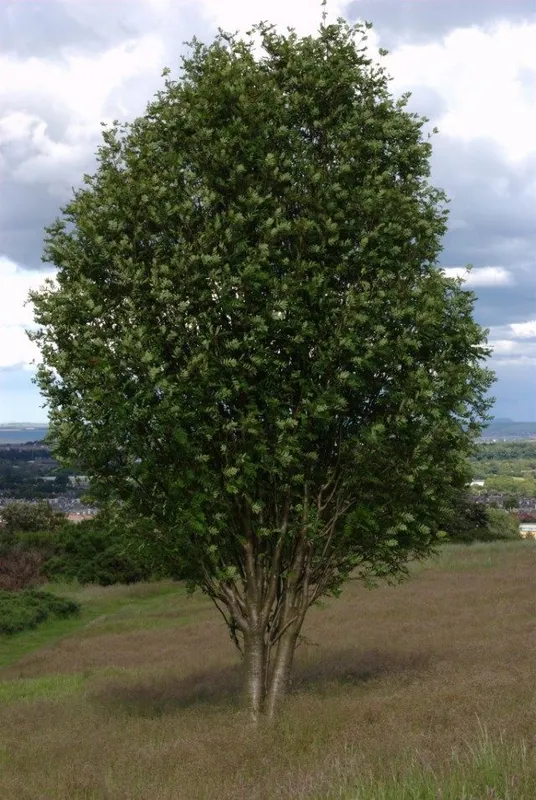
[488,361,536,420]
[0,1,209,270]
[0,180,62,269]
[1,0,208,62]
[431,139,535,328]
[347,0,536,46]
[0,366,47,422]
[0,1,103,59]
[397,85,447,123]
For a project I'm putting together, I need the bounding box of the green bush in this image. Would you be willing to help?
[41,518,153,586]
[0,590,80,635]
[4,510,181,587]
[0,501,65,536]
[446,494,521,543]
[484,507,521,541]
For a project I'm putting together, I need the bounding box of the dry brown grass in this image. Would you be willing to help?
[1,542,535,799]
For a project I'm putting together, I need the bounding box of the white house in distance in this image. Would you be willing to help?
[519,523,536,540]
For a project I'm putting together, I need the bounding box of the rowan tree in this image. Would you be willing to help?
[30,19,494,719]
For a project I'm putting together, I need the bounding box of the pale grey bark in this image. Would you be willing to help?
[265,624,301,719]
[204,483,349,721]
[243,628,267,719]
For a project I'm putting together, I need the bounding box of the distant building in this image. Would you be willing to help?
[519,523,536,539]
[470,479,485,487]
[66,511,96,523]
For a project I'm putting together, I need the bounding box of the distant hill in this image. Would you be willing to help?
[1,419,535,445]
[481,420,536,440]
[0,423,48,429]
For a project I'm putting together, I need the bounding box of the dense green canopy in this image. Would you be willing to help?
[30,18,494,716]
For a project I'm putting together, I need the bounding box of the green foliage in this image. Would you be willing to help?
[0,501,65,541]
[470,475,536,498]
[30,21,493,605]
[472,440,536,462]
[470,441,536,501]
[41,516,155,586]
[484,508,520,541]
[0,589,80,635]
[2,511,160,588]
[446,494,520,543]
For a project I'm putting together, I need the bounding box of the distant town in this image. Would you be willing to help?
[1,419,535,526]
[0,426,98,521]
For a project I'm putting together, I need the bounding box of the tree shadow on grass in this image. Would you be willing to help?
[291,646,433,693]
[89,647,432,718]
[89,663,243,718]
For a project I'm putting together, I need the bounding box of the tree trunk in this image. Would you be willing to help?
[265,624,302,720]
[243,628,266,720]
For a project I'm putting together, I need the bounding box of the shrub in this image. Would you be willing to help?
[0,547,46,592]
[0,589,80,635]
[2,513,162,588]
[42,518,153,586]
[484,507,521,541]
[446,495,521,543]
[0,501,65,535]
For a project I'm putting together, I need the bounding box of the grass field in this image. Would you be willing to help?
[1,541,535,799]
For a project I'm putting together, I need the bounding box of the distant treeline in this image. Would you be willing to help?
[470,441,536,501]
[472,441,536,462]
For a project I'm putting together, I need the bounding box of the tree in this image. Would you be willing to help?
[485,508,520,541]
[0,501,65,538]
[445,494,519,542]
[502,495,518,511]
[445,493,490,543]
[30,19,494,719]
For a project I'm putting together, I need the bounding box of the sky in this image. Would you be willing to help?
[1,0,535,423]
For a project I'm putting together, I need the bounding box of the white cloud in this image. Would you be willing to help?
[486,318,536,366]
[386,21,536,162]
[488,336,536,366]
[491,340,530,356]
[510,320,536,338]
[0,34,165,189]
[441,266,514,286]
[0,257,56,368]
[1,35,164,125]
[488,319,536,340]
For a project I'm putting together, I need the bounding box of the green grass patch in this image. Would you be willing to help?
[337,730,534,799]
[0,672,86,703]
[0,580,203,669]
[413,539,535,573]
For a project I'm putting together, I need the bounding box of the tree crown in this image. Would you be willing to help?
[30,19,494,596]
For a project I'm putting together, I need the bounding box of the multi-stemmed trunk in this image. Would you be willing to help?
[243,622,304,721]
[205,487,345,721]
[241,587,309,721]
